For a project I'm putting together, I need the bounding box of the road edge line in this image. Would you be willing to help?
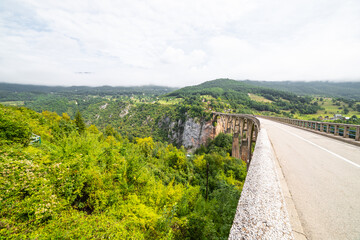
[269,139,308,240]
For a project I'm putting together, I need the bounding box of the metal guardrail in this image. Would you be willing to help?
[30,133,41,144]
[259,116,360,141]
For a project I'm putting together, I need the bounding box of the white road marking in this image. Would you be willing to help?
[271,124,360,168]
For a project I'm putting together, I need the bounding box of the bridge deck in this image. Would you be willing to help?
[260,118,360,240]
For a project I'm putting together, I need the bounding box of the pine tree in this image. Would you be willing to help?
[74,111,85,134]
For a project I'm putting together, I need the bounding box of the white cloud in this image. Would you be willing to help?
[0,0,359,86]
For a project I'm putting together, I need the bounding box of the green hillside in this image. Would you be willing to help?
[0,104,246,239]
[168,79,320,115]
[244,80,360,100]
[2,79,359,145]
[0,82,176,101]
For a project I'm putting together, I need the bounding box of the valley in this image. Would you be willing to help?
[1,79,360,239]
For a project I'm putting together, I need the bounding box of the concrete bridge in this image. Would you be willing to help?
[212,112,260,168]
[221,114,360,239]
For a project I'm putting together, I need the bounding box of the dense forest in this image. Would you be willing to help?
[243,80,360,100]
[0,104,246,239]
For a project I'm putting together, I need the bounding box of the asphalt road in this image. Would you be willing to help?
[259,118,360,240]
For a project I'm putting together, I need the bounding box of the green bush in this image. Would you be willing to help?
[0,106,31,145]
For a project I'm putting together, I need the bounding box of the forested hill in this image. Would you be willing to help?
[168,78,321,115]
[168,78,294,99]
[0,82,176,100]
[243,80,360,100]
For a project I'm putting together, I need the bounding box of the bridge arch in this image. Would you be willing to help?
[212,112,260,168]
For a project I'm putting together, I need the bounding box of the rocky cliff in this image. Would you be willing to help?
[160,116,215,151]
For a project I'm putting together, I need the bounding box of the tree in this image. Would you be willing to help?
[0,111,31,145]
[356,104,360,113]
[74,111,85,134]
[105,125,116,137]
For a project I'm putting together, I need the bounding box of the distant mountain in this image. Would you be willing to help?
[0,82,177,101]
[243,80,360,100]
[0,82,176,94]
[168,78,296,99]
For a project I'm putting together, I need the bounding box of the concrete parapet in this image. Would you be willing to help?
[229,129,293,240]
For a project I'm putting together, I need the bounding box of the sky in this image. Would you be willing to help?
[1,0,360,87]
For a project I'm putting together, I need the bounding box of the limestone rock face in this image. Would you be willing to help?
[198,121,215,148]
[158,115,215,150]
[165,117,214,151]
[182,118,201,149]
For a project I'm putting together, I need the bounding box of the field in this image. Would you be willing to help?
[0,101,25,106]
[248,93,273,103]
[295,97,360,120]
[157,97,183,105]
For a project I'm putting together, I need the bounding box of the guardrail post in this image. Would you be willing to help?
[320,123,323,132]
[326,124,330,133]
[343,126,348,138]
[356,127,360,141]
[334,125,339,136]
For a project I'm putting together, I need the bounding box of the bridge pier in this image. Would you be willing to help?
[232,133,240,159]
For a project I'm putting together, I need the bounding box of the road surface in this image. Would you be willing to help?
[259,118,360,240]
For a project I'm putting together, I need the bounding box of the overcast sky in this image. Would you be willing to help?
[1,0,360,87]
